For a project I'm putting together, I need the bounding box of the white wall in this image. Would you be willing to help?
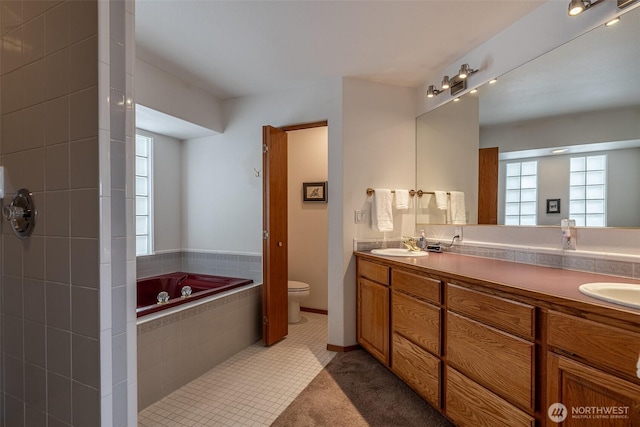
[136,59,224,134]
[180,79,342,255]
[341,78,417,345]
[288,127,328,311]
[136,129,183,252]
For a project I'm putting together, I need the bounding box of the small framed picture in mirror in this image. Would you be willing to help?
[303,182,327,202]
[546,198,560,214]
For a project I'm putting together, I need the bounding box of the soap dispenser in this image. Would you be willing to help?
[561,219,576,250]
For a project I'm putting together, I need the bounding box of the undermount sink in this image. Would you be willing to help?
[579,282,640,310]
[370,248,428,257]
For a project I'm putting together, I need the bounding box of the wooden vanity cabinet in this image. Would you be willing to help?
[354,253,640,427]
[356,258,390,365]
[390,269,442,407]
[546,310,640,426]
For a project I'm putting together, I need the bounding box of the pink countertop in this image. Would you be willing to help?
[355,250,640,324]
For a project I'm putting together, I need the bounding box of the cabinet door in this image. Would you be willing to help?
[357,277,389,365]
[547,353,640,426]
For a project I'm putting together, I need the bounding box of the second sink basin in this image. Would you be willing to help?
[578,282,640,310]
[371,248,428,257]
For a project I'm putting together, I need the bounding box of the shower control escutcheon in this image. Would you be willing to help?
[3,188,38,239]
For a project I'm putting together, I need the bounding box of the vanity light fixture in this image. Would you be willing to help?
[458,64,477,79]
[441,76,451,90]
[425,64,478,100]
[426,85,441,98]
[568,0,605,16]
[605,16,621,26]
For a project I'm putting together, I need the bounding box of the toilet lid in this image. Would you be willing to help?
[288,281,310,291]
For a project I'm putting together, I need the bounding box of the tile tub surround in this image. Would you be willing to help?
[137,251,262,283]
[137,284,262,409]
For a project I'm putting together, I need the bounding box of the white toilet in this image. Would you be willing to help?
[287,281,310,324]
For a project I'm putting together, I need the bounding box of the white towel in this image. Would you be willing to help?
[394,189,410,210]
[372,189,393,232]
[450,191,466,224]
[434,191,448,210]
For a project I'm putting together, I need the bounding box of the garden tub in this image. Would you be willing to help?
[136,272,253,317]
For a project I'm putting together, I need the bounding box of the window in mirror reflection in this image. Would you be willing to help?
[135,133,154,256]
[505,161,538,225]
[569,155,606,227]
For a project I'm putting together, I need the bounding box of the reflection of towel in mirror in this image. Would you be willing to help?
[394,189,410,210]
[450,191,466,224]
[372,189,393,232]
[434,191,448,210]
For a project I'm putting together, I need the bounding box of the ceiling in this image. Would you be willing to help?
[135,0,546,101]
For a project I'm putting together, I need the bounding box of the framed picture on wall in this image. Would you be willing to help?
[546,198,561,214]
[303,182,327,202]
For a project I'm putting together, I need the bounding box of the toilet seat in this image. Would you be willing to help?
[288,281,310,292]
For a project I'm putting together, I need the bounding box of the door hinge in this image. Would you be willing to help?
[263,230,269,240]
[263,144,269,153]
[263,316,269,325]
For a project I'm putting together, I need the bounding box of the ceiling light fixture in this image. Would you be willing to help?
[489,78,498,84]
[568,0,605,16]
[470,88,478,94]
[552,148,569,154]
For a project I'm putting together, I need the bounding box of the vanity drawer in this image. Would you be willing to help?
[392,269,441,304]
[358,258,389,285]
[447,311,534,412]
[547,310,640,382]
[392,333,440,408]
[447,283,534,339]
[446,366,534,427]
[392,290,440,355]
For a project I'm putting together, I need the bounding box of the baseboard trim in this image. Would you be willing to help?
[327,344,361,353]
[301,307,328,315]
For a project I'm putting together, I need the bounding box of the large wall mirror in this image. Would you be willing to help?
[417,6,640,228]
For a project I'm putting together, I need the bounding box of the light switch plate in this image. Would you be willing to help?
[354,210,367,223]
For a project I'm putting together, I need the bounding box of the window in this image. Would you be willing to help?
[569,155,606,227]
[504,161,538,225]
[135,134,153,255]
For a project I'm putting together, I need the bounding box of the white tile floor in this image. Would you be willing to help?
[138,312,335,426]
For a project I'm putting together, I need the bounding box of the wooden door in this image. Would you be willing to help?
[262,125,288,345]
[357,277,390,365]
[478,147,498,224]
[547,352,640,426]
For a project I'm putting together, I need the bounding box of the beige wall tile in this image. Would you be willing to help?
[44,143,69,191]
[70,137,98,188]
[44,2,69,55]
[45,236,69,283]
[44,47,68,101]
[69,87,98,141]
[69,0,97,44]
[44,95,69,146]
[1,69,23,113]
[44,191,69,237]
[21,57,45,107]
[70,238,99,288]
[22,14,44,65]
[1,109,23,154]
[69,35,97,92]
[70,188,98,237]
[1,27,23,74]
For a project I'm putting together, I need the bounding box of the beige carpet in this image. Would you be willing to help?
[271,349,454,427]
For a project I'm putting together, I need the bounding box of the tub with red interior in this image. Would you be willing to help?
[136,272,253,317]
